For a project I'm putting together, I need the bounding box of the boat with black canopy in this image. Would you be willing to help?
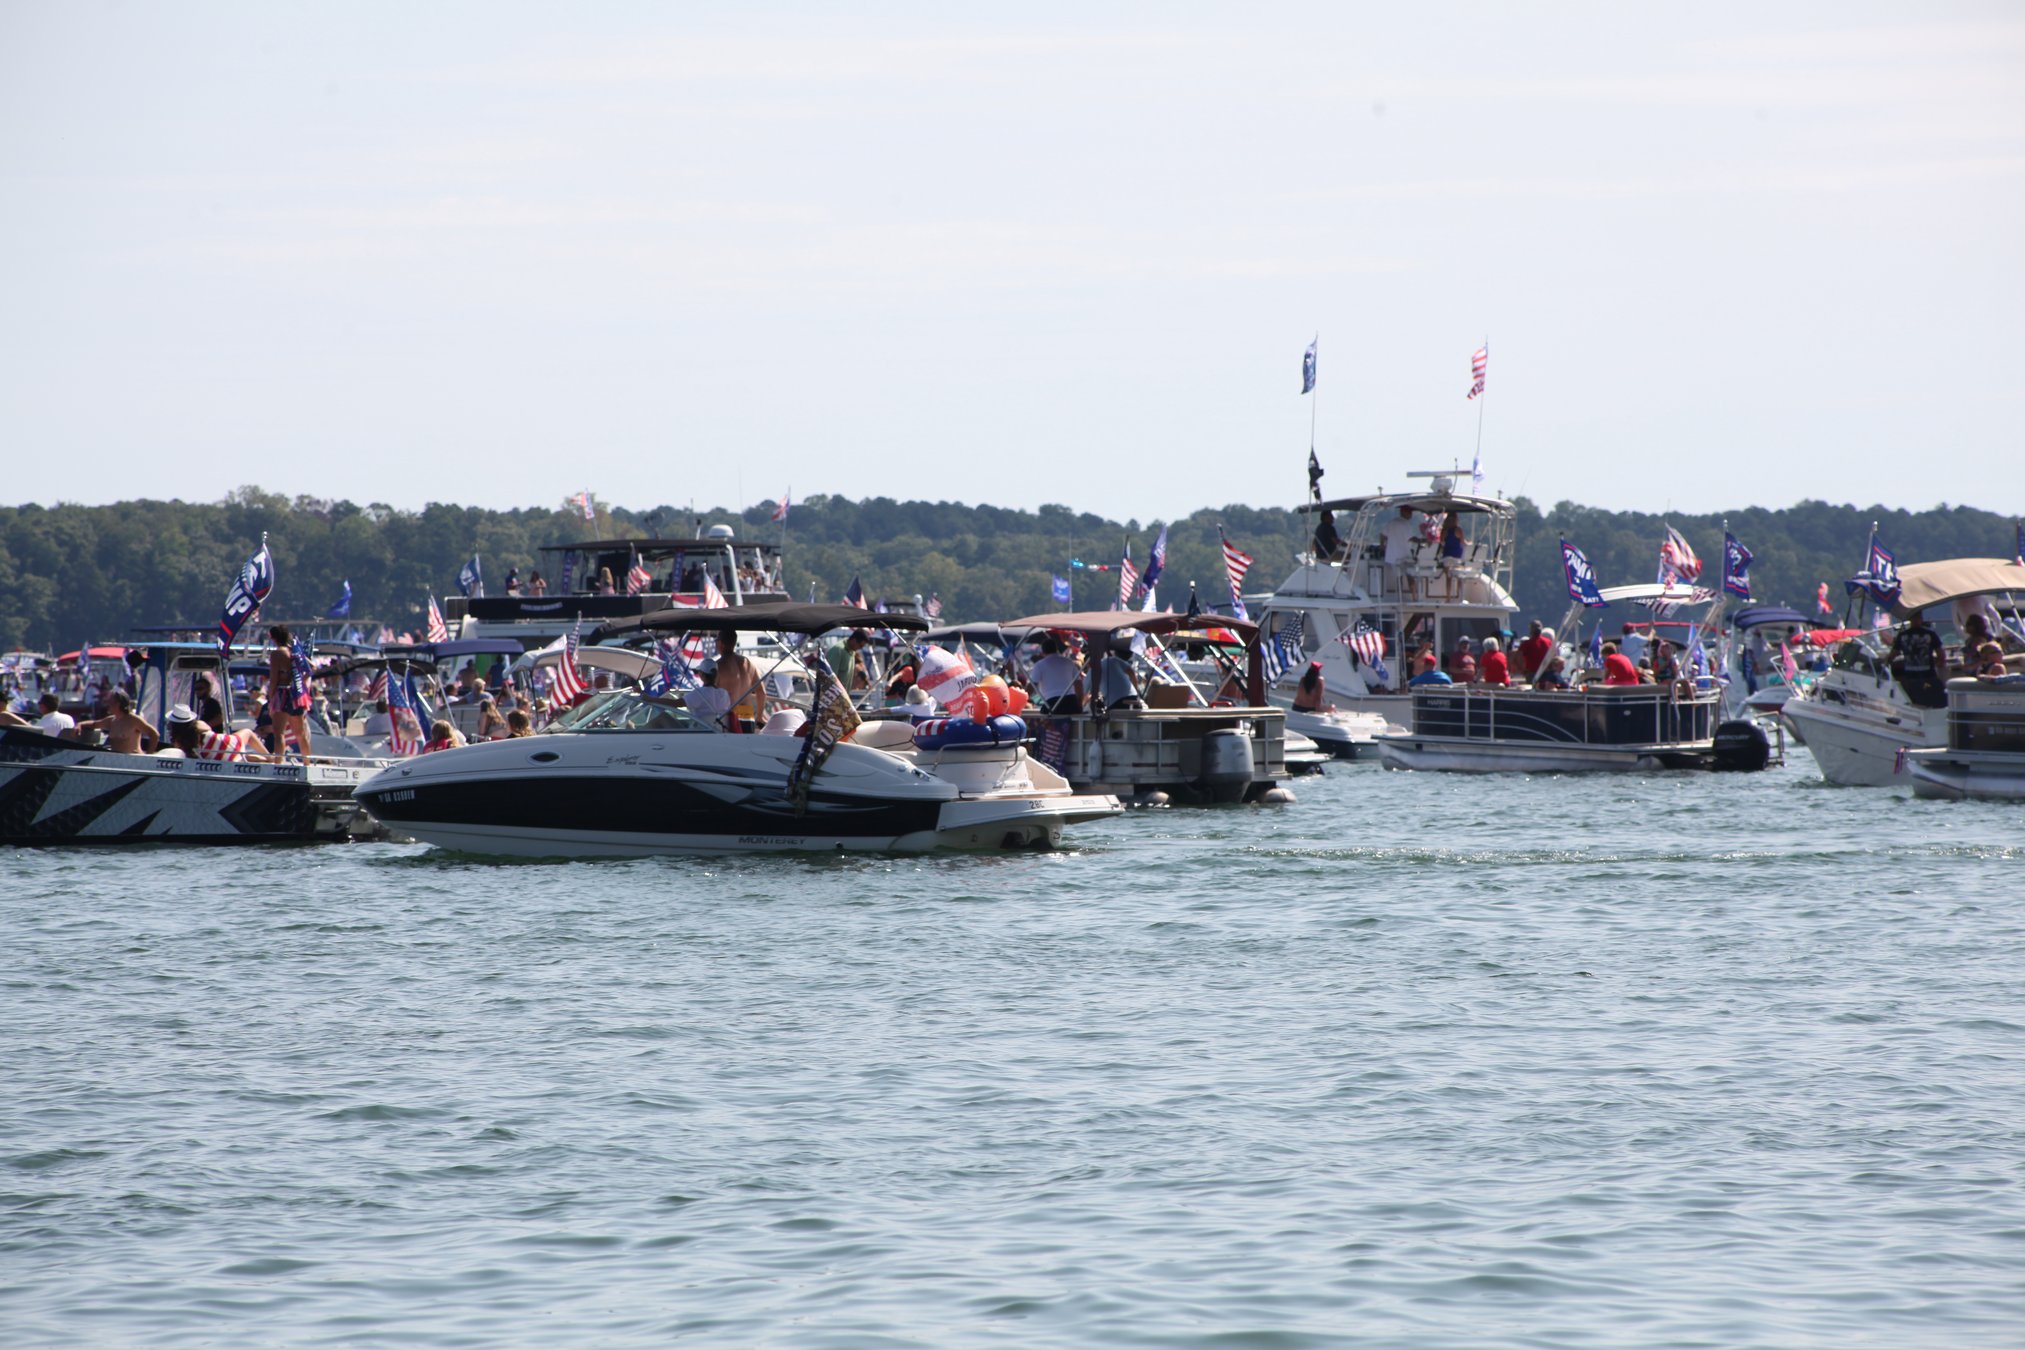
[354,603,1122,856]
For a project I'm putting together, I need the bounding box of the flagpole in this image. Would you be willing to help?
[1307,334,1319,499]
[1471,335,1487,492]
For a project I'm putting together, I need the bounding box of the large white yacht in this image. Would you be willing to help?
[1255,473,1520,733]
[1781,558,2025,786]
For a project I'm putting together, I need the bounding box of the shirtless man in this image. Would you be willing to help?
[710,631,767,729]
[68,689,160,754]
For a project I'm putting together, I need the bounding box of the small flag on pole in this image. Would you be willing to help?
[1561,538,1606,608]
[625,549,652,595]
[772,491,790,523]
[1722,532,1754,600]
[843,577,867,609]
[1307,449,1324,503]
[1114,545,1139,610]
[1051,575,1072,605]
[325,579,352,620]
[576,491,596,523]
[1845,530,1901,607]
[1467,342,1488,400]
[1301,338,1317,395]
[458,555,484,599]
[425,595,449,642]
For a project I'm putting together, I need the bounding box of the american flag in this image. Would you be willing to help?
[368,668,388,699]
[843,576,867,609]
[1340,618,1389,683]
[1467,342,1488,400]
[1659,524,1702,584]
[1341,618,1385,663]
[625,549,652,595]
[576,490,596,523]
[1262,612,1306,685]
[550,620,587,705]
[385,665,420,754]
[1115,547,1139,610]
[425,595,449,642]
[923,593,942,620]
[1220,530,1253,622]
[772,491,790,523]
[642,637,700,695]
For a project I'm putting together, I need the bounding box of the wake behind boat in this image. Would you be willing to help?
[355,603,1122,856]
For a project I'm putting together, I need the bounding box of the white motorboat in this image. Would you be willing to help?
[355,603,1122,857]
[1782,558,2025,787]
[0,726,385,843]
[1721,605,1826,720]
[1255,473,1521,733]
[1904,675,2025,800]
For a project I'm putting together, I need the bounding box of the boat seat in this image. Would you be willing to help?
[849,718,917,750]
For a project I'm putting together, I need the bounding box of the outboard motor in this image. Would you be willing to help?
[1712,718,1772,772]
[1196,728,1254,803]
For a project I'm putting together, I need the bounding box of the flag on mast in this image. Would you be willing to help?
[458,554,484,599]
[1467,342,1488,400]
[325,579,352,620]
[1301,338,1317,395]
[1722,532,1754,599]
[772,491,790,523]
[1219,528,1253,622]
[625,548,652,595]
[217,535,275,660]
[425,595,449,642]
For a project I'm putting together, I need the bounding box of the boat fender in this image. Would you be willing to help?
[912,714,1028,749]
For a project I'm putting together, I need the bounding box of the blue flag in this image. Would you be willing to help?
[1051,574,1072,605]
[218,534,275,658]
[458,555,483,599]
[1301,338,1317,395]
[1560,537,1605,608]
[325,578,352,619]
[1589,624,1603,667]
[1845,534,1901,607]
[1721,533,1753,600]
[1142,524,1169,591]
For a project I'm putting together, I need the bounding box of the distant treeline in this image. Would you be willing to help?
[1,487,2016,651]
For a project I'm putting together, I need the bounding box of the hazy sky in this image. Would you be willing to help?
[4,2,2021,521]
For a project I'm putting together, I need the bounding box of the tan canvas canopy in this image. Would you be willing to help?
[1890,558,2025,615]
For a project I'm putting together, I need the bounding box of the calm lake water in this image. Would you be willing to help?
[4,750,2021,1347]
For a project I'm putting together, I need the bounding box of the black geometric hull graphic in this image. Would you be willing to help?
[0,728,380,845]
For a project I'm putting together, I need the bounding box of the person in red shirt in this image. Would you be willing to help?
[1601,641,1641,686]
[1479,636,1511,686]
[1515,620,1553,681]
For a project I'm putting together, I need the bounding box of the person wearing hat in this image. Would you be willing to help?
[163,703,256,761]
[684,660,733,731]
[1292,659,1335,712]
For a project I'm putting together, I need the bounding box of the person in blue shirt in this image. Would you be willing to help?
[1407,652,1453,687]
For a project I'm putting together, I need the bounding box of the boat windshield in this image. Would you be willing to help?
[547,691,711,733]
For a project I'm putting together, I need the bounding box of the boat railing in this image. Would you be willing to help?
[1409,682,1719,747]
[1942,677,2025,752]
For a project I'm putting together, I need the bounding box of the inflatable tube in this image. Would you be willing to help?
[912,714,1028,750]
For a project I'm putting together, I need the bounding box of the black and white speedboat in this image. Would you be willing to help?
[1,726,383,844]
[355,604,1123,856]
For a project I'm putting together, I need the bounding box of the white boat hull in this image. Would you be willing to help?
[1782,694,1945,787]
[357,726,1121,857]
[0,728,387,844]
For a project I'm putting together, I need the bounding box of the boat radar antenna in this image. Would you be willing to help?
[1404,467,1464,496]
